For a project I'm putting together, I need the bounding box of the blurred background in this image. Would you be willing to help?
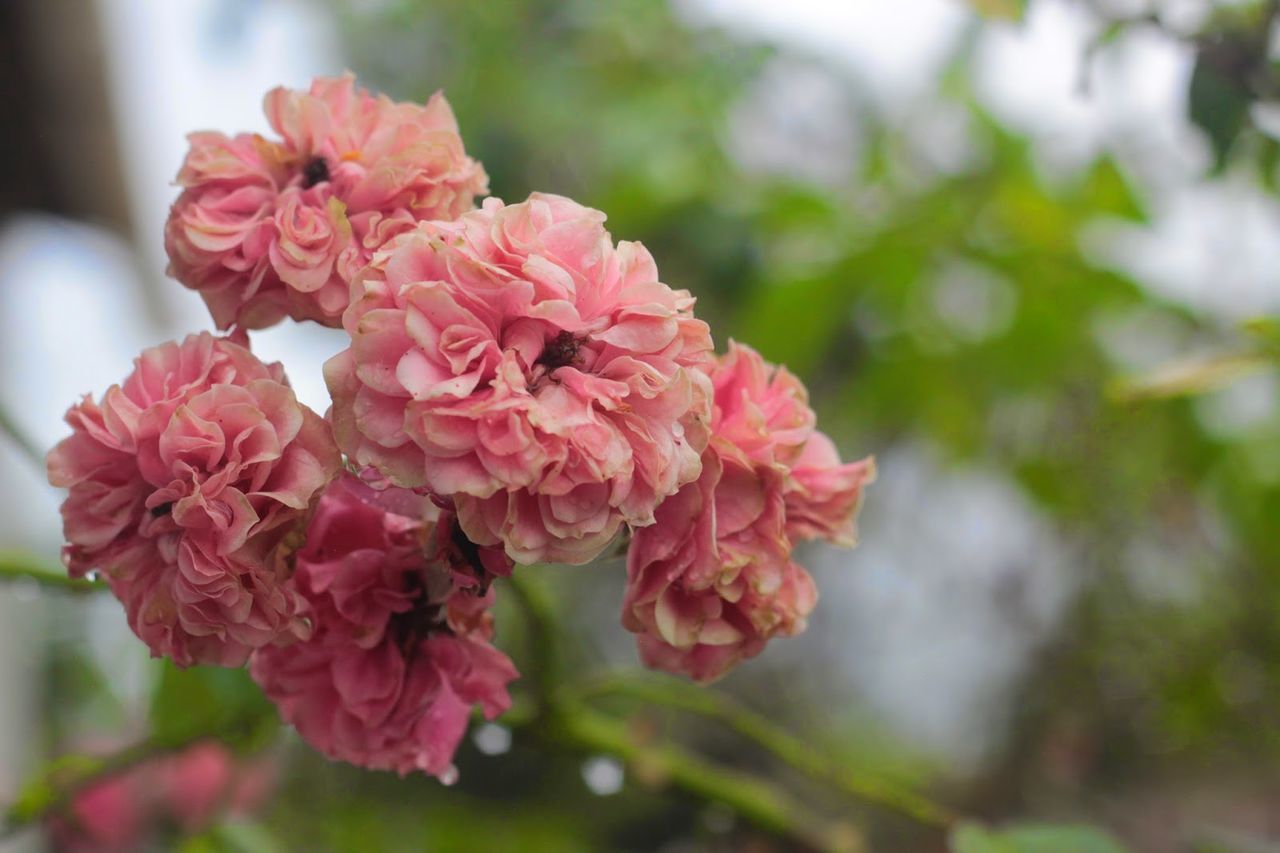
[2,0,1280,850]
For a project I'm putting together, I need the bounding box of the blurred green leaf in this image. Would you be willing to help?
[1109,351,1273,402]
[968,0,1027,21]
[1189,43,1255,170]
[952,821,1129,852]
[149,662,275,748]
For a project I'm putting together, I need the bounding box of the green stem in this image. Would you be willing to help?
[0,731,217,840]
[504,572,858,851]
[0,404,44,472]
[549,701,858,853]
[569,673,957,830]
[0,552,102,594]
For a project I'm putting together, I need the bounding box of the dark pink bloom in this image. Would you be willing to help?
[325,193,714,565]
[46,333,340,666]
[165,73,488,330]
[622,343,873,682]
[250,474,517,779]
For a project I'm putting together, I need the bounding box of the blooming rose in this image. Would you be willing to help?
[325,193,714,565]
[165,73,488,329]
[46,333,340,666]
[250,473,517,780]
[47,741,275,852]
[622,343,874,682]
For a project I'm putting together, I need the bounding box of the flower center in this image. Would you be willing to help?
[301,157,330,188]
[390,575,449,654]
[537,330,583,371]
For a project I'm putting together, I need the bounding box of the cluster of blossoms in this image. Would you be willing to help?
[47,74,871,781]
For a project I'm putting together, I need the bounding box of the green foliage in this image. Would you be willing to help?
[149,661,276,750]
[952,822,1129,853]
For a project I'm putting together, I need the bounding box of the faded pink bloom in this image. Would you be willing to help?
[47,741,275,851]
[250,473,517,779]
[46,333,340,667]
[622,343,873,682]
[165,73,488,330]
[326,193,714,565]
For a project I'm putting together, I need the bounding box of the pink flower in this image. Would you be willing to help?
[47,741,275,851]
[165,73,488,330]
[622,343,873,682]
[250,473,518,780]
[325,193,714,565]
[46,333,341,667]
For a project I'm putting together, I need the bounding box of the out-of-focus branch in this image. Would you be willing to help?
[0,732,216,840]
[551,701,860,852]
[569,672,958,830]
[503,572,861,852]
[0,551,101,594]
[0,403,44,472]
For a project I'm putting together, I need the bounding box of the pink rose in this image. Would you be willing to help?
[47,333,341,666]
[46,741,275,851]
[250,474,518,779]
[622,343,873,682]
[325,193,714,565]
[165,73,488,330]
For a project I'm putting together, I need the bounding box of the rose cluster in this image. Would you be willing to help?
[47,75,872,780]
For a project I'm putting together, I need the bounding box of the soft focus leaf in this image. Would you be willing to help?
[149,662,275,747]
[1109,352,1273,402]
[968,0,1027,21]
[952,821,1129,852]
[1189,46,1253,170]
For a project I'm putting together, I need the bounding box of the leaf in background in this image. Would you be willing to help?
[1188,42,1254,171]
[1109,351,1273,402]
[968,0,1027,21]
[149,661,275,749]
[952,821,1129,853]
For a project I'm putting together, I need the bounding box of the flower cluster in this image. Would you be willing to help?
[46,74,870,780]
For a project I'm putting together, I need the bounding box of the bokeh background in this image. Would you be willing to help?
[2,0,1280,850]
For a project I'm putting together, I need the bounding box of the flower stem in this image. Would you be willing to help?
[0,731,217,840]
[549,701,859,852]
[569,672,958,829]
[0,551,101,594]
[0,403,44,472]
[504,571,861,851]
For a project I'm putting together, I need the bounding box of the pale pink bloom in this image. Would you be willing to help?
[46,333,340,667]
[166,73,488,330]
[622,343,872,682]
[250,474,517,779]
[326,193,714,565]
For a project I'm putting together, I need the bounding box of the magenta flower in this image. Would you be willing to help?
[325,193,715,565]
[165,73,488,330]
[46,333,340,667]
[622,343,874,682]
[250,474,518,780]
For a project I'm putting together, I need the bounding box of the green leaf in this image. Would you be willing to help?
[968,0,1027,21]
[149,661,275,748]
[952,821,1129,853]
[1188,49,1252,171]
[1109,352,1274,402]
